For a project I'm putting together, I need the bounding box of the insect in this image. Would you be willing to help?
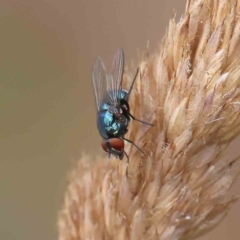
[92,48,154,161]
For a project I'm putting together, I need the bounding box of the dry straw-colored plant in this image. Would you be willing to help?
[58,0,240,239]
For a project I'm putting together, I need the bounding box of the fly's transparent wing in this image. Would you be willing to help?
[107,48,124,106]
[92,57,107,112]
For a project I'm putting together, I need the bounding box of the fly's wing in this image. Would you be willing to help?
[92,57,107,112]
[107,48,124,106]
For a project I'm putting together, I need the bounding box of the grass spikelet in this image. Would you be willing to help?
[58,0,240,239]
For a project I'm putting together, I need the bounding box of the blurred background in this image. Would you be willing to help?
[0,0,239,239]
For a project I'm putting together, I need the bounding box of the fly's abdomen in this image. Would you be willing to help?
[97,110,129,139]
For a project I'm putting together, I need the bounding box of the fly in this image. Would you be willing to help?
[92,48,154,161]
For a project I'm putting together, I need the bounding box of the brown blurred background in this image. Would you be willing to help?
[0,0,239,239]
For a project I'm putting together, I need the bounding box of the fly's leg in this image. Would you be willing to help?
[121,128,128,136]
[126,68,139,100]
[122,137,145,155]
[123,67,155,126]
[128,112,155,126]
[123,150,129,163]
[120,95,154,126]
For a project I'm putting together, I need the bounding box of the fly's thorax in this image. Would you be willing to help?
[97,110,113,139]
[97,88,130,139]
[97,109,129,139]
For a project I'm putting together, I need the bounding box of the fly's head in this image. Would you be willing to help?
[101,138,125,160]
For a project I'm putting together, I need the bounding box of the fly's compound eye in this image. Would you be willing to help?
[101,138,125,152]
[110,138,124,151]
[101,141,108,152]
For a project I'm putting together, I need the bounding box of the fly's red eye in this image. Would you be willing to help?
[101,141,108,152]
[101,138,125,152]
[110,138,124,151]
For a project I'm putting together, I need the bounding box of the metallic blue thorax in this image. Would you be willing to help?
[97,90,129,139]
